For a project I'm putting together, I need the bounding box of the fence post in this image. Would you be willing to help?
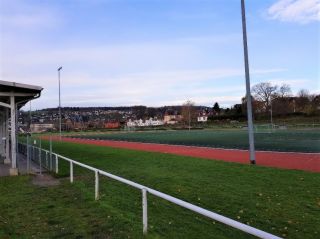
[70,161,73,183]
[142,188,148,235]
[95,170,99,200]
[55,154,59,174]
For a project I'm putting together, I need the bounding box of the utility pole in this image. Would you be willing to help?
[241,0,256,164]
[58,66,63,140]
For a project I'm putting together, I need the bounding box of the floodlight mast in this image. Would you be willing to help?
[241,0,256,164]
[58,66,62,140]
[29,101,32,134]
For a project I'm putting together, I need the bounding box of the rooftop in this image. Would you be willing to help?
[0,80,43,109]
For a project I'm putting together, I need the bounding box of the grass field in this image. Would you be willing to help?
[3,138,319,238]
[74,129,320,153]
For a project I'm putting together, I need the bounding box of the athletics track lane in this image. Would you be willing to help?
[47,136,320,173]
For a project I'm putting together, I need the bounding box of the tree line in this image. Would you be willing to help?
[210,82,319,121]
[28,82,319,124]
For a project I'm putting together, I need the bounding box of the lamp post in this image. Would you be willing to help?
[188,103,191,131]
[58,66,62,140]
[241,0,256,164]
[270,98,273,130]
[29,101,32,135]
[270,95,276,131]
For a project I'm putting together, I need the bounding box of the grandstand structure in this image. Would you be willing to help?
[0,80,43,175]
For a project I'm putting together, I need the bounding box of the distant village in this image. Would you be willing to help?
[19,105,215,133]
[18,82,320,133]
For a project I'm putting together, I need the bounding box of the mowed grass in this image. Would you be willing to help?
[3,138,319,239]
[0,176,139,239]
[75,129,320,153]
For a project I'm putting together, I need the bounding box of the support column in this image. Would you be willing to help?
[0,113,4,158]
[5,108,10,164]
[10,96,18,175]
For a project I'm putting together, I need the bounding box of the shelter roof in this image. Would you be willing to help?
[0,80,43,109]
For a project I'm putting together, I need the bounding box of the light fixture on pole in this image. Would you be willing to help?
[58,66,62,140]
[241,0,256,164]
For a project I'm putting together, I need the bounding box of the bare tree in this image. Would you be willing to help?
[278,84,292,98]
[310,94,320,115]
[251,82,278,113]
[181,100,197,130]
[298,89,310,98]
[296,89,311,112]
[271,84,292,115]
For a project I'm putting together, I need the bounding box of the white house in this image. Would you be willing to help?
[197,115,208,122]
[127,118,164,127]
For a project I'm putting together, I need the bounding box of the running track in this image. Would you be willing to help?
[48,136,320,173]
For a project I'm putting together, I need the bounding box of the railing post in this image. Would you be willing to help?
[39,140,42,175]
[142,188,148,235]
[95,170,99,200]
[55,154,59,174]
[70,161,73,183]
[46,151,48,169]
[33,146,35,162]
[49,136,52,171]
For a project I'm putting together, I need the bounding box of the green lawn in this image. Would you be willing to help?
[74,129,320,153]
[3,138,319,238]
[0,176,138,239]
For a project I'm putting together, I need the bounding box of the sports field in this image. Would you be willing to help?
[74,129,320,153]
[7,138,320,239]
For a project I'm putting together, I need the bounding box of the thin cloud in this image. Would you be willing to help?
[267,0,320,24]
[20,67,285,109]
[1,12,59,29]
[267,78,313,88]
[0,0,61,30]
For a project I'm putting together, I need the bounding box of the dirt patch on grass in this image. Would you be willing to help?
[32,174,60,187]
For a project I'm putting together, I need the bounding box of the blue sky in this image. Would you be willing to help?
[0,0,319,110]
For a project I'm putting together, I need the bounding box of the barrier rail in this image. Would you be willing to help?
[18,141,282,239]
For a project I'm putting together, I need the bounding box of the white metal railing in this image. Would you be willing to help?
[18,141,282,239]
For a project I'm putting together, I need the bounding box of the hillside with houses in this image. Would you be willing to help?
[18,86,319,132]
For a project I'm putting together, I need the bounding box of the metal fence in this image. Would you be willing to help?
[18,140,282,239]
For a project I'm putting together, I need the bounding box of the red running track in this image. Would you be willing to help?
[47,136,320,173]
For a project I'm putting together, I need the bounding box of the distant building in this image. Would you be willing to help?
[163,114,182,124]
[30,123,55,133]
[126,119,136,127]
[105,122,120,129]
[197,111,208,122]
[145,118,164,126]
[197,115,208,122]
[126,118,164,127]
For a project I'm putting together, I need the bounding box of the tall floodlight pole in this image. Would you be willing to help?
[241,0,256,164]
[58,66,63,140]
[270,98,273,130]
[188,103,191,131]
[29,101,32,134]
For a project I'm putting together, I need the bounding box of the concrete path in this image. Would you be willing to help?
[0,153,43,177]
